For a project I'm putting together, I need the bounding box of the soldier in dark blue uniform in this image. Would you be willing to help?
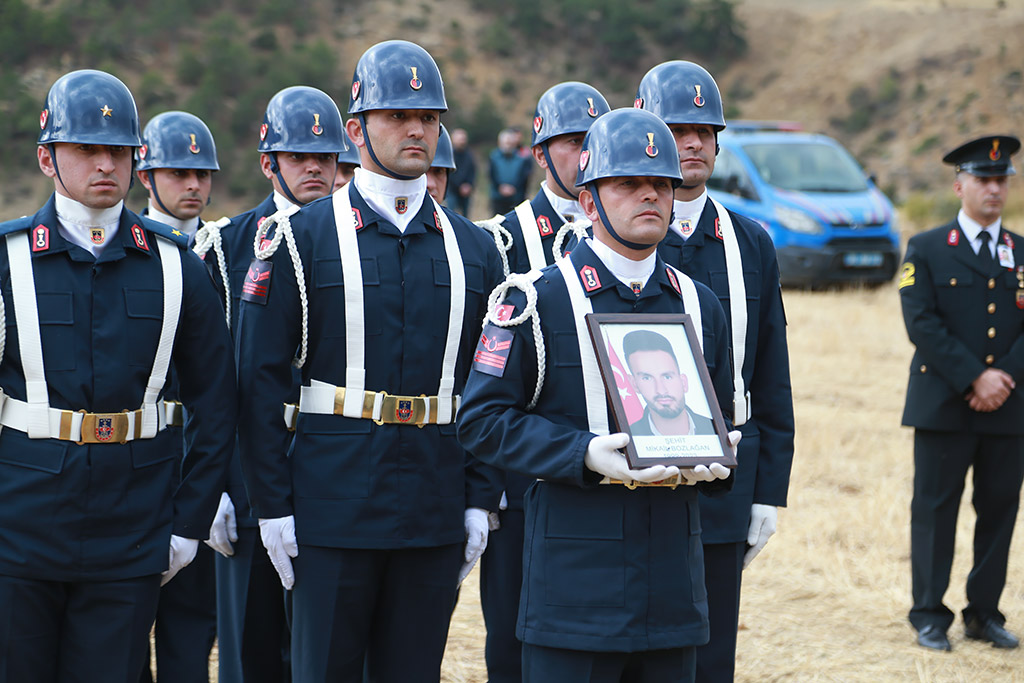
[479,82,611,279]
[900,135,1024,652]
[458,108,738,683]
[636,61,795,683]
[135,110,221,682]
[427,123,456,204]
[0,69,235,682]
[198,86,347,683]
[234,40,503,681]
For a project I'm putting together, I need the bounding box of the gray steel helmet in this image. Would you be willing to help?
[432,124,456,170]
[531,81,611,147]
[137,111,219,171]
[576,108,682,187]
[38,69,142,147]
[634,60,726,131]
[348,40,447,114]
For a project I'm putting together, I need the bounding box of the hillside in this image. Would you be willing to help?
[4,0,1023,221]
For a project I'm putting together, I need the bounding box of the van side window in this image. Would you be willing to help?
[708,147,757,201]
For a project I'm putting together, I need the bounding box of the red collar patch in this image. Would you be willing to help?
[32,224,50,252]
[666,267,681,294]
[433,211,443,233]
[537,215,554,237]
[579,264,602,292]
[947,228,959,246]
[352,207,364,230]
[130,224,150,251]
[714,217,723,241]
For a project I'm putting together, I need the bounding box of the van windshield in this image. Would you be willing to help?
[741,141,869,193]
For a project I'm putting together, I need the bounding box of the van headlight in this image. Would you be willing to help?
[775,206,823,235]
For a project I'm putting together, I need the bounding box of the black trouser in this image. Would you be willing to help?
[481,508,526,683]
[909,429,1024,632]
[522,644,695,683]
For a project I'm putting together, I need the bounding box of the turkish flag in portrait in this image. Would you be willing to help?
[608,341,644,425]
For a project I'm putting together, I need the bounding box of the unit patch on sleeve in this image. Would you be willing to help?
[241,259,273,304]
[473,324,514,377]
[898,262,915,289]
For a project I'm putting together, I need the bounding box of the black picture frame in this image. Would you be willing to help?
[585,312,736,470]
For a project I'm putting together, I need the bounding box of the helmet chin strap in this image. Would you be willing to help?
[589,182,659,251]
[358,113,416,181]
[541,142,579,199]
[268,152,306,206]
[148,170,182,220]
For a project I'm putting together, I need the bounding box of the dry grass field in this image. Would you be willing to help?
[441,282,1024,682]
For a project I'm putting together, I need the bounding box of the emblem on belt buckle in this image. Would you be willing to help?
[396,399,413,423]
[96,417,114,442]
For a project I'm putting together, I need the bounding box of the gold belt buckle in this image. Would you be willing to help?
[78,410,130,445]
[377,393,428,427]
[611,475,682,490]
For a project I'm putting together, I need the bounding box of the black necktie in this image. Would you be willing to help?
[978,231,994,266]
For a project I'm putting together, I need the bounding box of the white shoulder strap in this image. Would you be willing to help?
[555,258,607,436]
[708,197,748,425]
[332,188,368,418]
[140,237,183,438]
[667,264,703,353]
[514,200,547,272]
[6,232,51,438]
[432,198,465,425]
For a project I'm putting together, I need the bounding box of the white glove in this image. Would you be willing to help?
[743,503,778,569]
[458,508,490,585]
[680,462,732,485]
[161,535,199,586]
[727,429,742,456]
[259,516,299,590]
[584,433,680,484]
[205,492,238,558]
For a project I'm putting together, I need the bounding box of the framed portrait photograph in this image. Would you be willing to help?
[585,313,736,470]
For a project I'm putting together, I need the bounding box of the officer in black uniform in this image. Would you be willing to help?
[636,61,794,682]
[0,69,235,683]
[235,40,503,681]
[479,81,611,278]
[472,80,612,683]
[198,85,347,683]
[459,107,737,683]
[135,110,221,682]
[900,134,1024,652]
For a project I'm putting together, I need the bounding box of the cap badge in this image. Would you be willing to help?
[139,144,148,160]
[990,140,1001,161]
[633,97,644,109]
[352,80,361,101]
[260,123,268,141]
[579,149,590,171]
[587,97,598,117]
[693,85,705,108]
[100,105,113,117]
[39,109,48,130]
[534,116,543,134]
[409,67,422,91]
[645,132,659,158]
[90,228,105,245]
[189,134,200,154]
[312,113,323,136]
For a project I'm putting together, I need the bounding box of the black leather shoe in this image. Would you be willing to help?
[917,625,952,651]
[965,618,1020,649]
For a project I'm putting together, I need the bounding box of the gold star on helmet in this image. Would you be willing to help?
[100,105,113,117]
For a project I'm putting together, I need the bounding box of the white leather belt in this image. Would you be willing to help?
[0,392,167,443]
[298,379,460,426]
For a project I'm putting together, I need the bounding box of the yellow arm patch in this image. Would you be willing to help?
[898,262,915,289]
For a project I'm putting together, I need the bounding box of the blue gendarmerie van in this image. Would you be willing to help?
[707,121,900,287]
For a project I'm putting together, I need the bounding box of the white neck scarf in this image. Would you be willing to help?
[587,237,657,289]
[541,181,583,223]
[671,190,708,240]
[54,193,122,257]
[353,167,427,234]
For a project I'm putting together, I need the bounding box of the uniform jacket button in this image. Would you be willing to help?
[989,278,996,289]
[988,303,996,314]
[988,327,997,338]
[986,354,995,365]
[950,277,958,286]
[920,365,927,373]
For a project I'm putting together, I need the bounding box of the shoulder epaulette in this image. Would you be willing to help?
[0,216,34,239]
[139,215,189,248]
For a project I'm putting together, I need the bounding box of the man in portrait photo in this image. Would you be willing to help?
[624,329,714,436]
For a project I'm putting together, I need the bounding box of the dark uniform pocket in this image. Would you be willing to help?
[543,489,625,608]
[316,257,382,336]
[37,291,76,372]
[292,416,373,499]
[123,289,163,367]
